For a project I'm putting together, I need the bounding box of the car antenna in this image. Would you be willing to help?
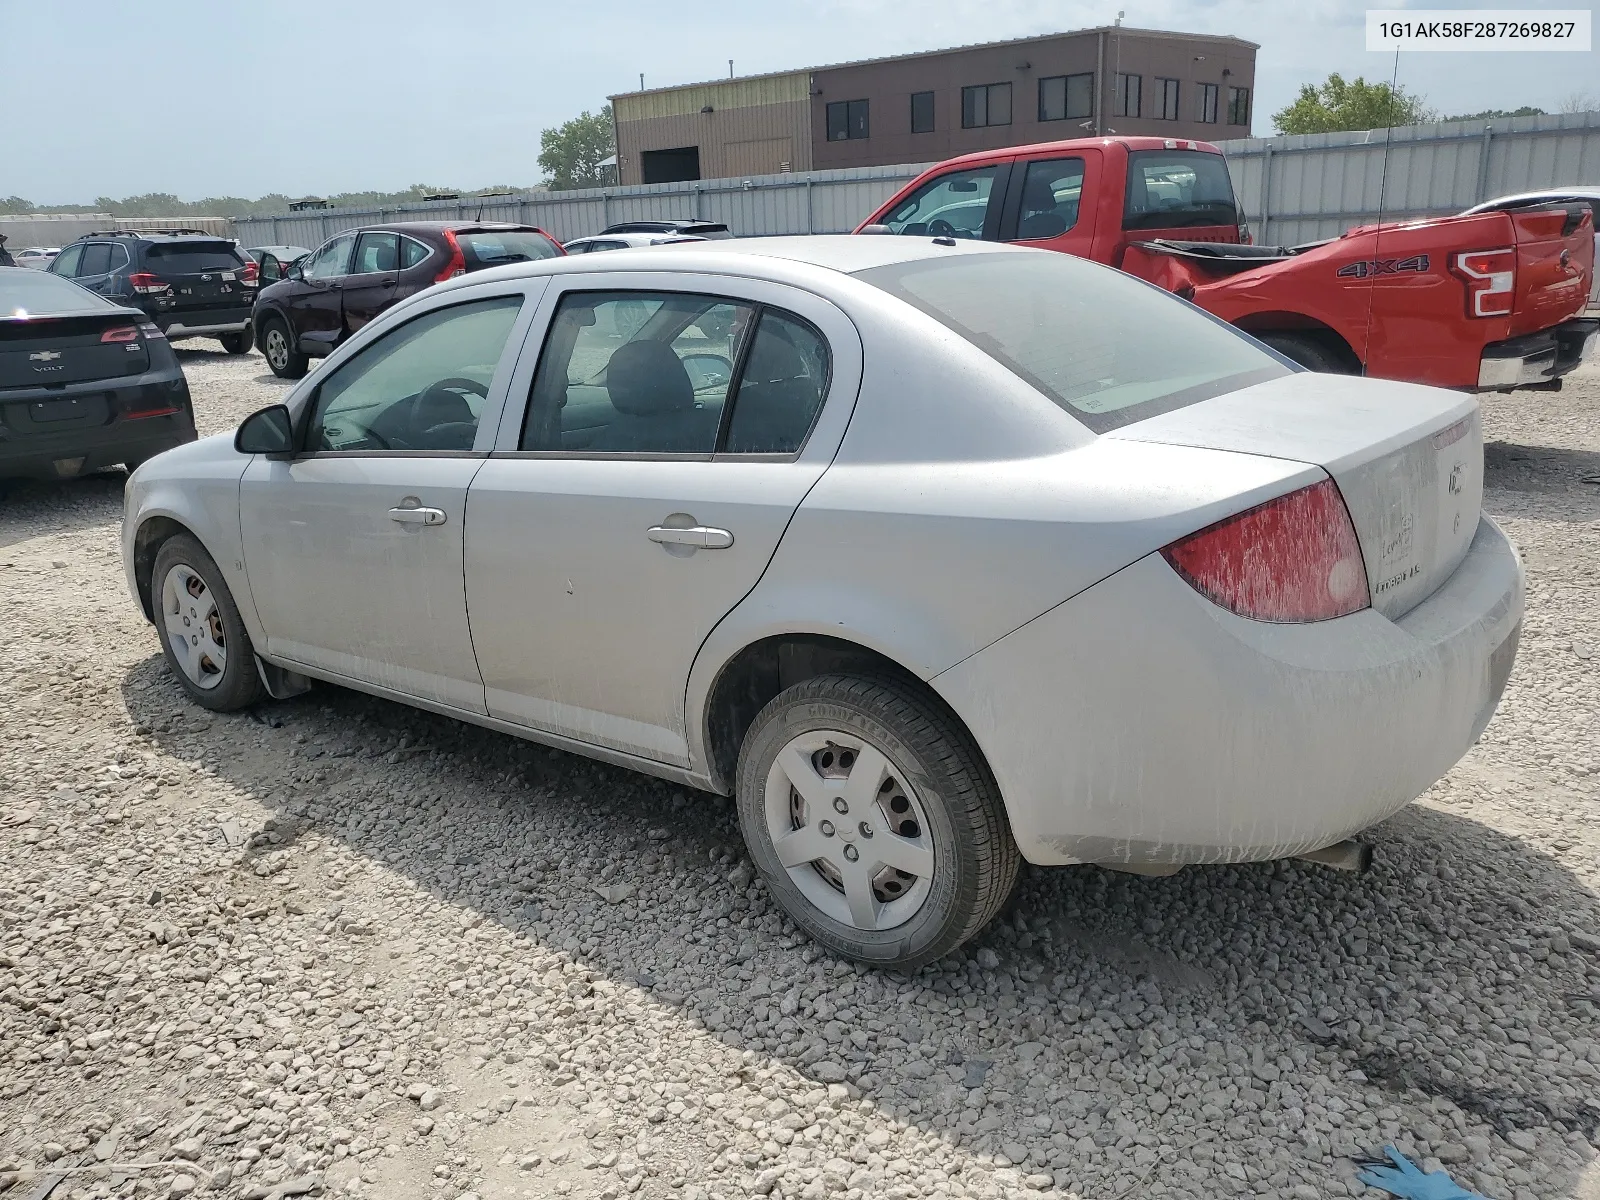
[1358,47,1402,379]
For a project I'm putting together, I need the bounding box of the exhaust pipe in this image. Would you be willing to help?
[1295,839,1373,873]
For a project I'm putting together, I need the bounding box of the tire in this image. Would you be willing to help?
[736,673,1021,970]
[1257,332,1354,374]
[218,328,253,355]
[150,533,264,712]
[260,316,308,379]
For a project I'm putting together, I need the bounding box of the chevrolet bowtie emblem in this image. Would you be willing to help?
[29,350,62,362]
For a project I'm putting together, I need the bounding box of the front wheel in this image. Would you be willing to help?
[736,674,1021,970]
[218,328,252,355]
[260,316,308,379]
[151,533,264,712]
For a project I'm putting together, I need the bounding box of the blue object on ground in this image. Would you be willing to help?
[1357,1145,1490,1199]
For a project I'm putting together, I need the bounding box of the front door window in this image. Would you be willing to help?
[878,166,1002,240]
[303,233,356,280]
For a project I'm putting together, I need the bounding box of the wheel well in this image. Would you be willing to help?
[702,634,985,795]
[1233,313,1362,371]
[132,516,192,621]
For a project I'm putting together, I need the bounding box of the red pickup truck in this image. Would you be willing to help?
[857,136,1598,391]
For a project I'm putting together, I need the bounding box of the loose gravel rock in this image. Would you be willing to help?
[2,346,1599,1200]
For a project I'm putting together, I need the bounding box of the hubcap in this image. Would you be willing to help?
[764,730,935,931]
[265,327,287,369]
[160,564,226,689]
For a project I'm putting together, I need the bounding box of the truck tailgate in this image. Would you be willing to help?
[1508,204,1594,336]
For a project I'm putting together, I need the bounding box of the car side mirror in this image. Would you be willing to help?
[235,404,295,458]
[858,224,892,235]
[285,261,304,281]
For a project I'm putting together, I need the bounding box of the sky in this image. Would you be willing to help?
[3,0,1596,204]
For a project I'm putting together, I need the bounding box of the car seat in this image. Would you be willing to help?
[591,340,717,452]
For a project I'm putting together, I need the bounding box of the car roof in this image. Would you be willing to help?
[76,230,232,242]
[352,221,547,233]
[909,134,1223,174]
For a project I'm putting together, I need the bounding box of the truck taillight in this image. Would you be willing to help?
[1451,249,1515,318]
[1161,478,1369,623]
[128,273,170,295]
[435,230,467,282]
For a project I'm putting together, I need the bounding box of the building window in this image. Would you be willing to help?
[911,90,935,134]
[1198,83,1219,123]
[1228,86,1251,126]
[1156,78,1180,121]
[826,99,870,141]
[1038,73,1094,122]
[1115,73,1141,118]
[961,82,1012,128]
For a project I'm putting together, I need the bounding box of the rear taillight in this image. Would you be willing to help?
[1161,478,1369,623]
[129,272,170,295]
[238,259,259,287]
[435,230,467,282]
[101,326,139,343]
[1451,249,1515,317]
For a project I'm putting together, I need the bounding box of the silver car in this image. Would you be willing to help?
[122,237,1522,968]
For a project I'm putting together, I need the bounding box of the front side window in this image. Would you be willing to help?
[1123,149,1241,231]
[961,83,1012,128]
[1228,86,1251,126]
[49,244,84,277]
[352,232,399,275]
[878,165,1000,239]
[1198,83,1219,124]
[523,292,756,454]
[307,296,523,453]
[1157,78,1180,121]
[855,253,1287,434]
[911,91,935,134]
[826,99,870,141]
[303,233,355,280]
[1039,73,1093,122]
[1013,158,1086,241]
[1115,73,1141,118]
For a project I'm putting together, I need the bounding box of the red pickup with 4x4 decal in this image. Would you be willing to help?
[857,136,1597,391]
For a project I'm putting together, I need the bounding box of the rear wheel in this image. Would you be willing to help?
[151,533,264,712]
[261,316,307,379]
[736,674,1021,970]
[218,328,252,355]
[1257,332,1354,374]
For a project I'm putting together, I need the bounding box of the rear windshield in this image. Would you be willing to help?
[855,252,1287,434]
[456,231,559,268]
[1,268,118,317]
[144,242,248,272]
[1123,150,1241,232]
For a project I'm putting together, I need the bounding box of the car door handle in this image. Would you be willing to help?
[389,506,447,526]
[647,524,734,549]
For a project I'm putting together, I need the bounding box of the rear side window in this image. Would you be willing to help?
[1123,150,1240,231]
[456,231,559,268]
[400,238,431,268]
[856,253,1287,434]
[724,312,830,455]
[78,243,114,277]
[144,242,248,272]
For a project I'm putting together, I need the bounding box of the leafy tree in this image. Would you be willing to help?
[1442,106,1545,122]
[537,106,615,190]
[1272,73,1436,134]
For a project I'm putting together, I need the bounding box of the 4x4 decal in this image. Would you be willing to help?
[1336,254,1431,279]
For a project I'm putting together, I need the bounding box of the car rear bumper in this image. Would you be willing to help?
[1477,317,1599,389]
[934,514,1524,867]
[155,307,254,338]
[1,368,196,480]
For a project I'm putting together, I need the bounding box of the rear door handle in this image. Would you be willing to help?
[647,524,734,549]
[389,506,447,526]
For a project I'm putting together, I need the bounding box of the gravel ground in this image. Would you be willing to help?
[2,345,1598,1200]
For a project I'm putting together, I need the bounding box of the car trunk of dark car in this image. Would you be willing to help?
[0,314,150,389]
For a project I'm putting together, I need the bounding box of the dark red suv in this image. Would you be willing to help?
[251,222,562,378]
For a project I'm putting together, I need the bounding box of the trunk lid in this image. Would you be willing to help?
[141,242,253,312]
[1507,204,1594,335]
[1106,372,1483,620]
[0,314,151,389]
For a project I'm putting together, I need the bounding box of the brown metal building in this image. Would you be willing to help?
[611,27,1257,186]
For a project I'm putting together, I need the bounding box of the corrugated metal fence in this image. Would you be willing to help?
[231,111,1600,250]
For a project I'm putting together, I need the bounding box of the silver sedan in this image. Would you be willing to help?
[122,236,1523,968]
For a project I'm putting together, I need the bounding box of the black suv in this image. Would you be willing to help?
[48,231,258,353]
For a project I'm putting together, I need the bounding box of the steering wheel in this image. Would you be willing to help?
[417,377,490,449]
[420,376,490,406]
[928,218,958,238]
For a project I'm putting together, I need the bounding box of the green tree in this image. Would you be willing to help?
[537,106,615,190]
[1442,106,1545,121]
[1272,73,1436,135]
